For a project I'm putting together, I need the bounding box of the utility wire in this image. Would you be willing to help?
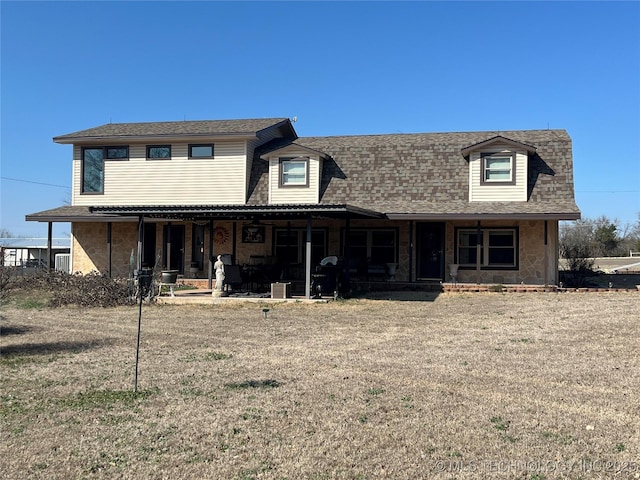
[0,176,70,189]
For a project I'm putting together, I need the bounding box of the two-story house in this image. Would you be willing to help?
[27,117,581,296]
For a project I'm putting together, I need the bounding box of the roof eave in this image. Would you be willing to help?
[461,135,538,156]
[260,143,330,160]
[53,132,259,145]
[386,212,581,221]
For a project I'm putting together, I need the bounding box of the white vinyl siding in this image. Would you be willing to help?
[268,154,320,204]
[72,141,247,206]
[469,148,528,202]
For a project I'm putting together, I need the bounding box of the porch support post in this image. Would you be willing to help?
[47,222,52,272]
[343,217,351,294]
[208,219,214,290]
[232,221,237,262]
[137,216,143,272]
[544,220,548,287]
[107,222,112,278]
[476,220,481,284]
[305,214,312,299]
[166,222,172,271]
[408,221,414,282]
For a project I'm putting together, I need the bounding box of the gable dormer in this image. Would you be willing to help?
[260,143,329,204]
[461,136,536,202]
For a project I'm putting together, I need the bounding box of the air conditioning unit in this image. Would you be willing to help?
[55,253,71,273]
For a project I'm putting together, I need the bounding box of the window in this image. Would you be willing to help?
[481,152,515,184]
[147,145,171,159]
[189,144,214,158]
[274,229,327,266]
[279,157,309,187]
[343,228,398,272]
[81,146,129,193]
[456,228,518,269]
[105,147,129,159]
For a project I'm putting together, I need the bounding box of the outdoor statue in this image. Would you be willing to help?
[214,255,225,293]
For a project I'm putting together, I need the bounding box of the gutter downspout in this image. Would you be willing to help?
[544,220,548,287]
[476,220,481,284]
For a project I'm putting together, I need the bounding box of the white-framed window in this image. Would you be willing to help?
[189,144,214,159]
[481,152,515,184]
[279,157,309,187]
[456,227,518,269]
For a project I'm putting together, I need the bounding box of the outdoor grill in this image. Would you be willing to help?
[311,256,341,298]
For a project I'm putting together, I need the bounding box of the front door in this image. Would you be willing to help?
[162,224,185,274]
[416,222,445,280]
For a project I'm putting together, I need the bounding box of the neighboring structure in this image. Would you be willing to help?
[26,118,581,296]
[0,238,70,270]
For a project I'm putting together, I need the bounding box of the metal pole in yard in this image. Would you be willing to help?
[134,215,144,393]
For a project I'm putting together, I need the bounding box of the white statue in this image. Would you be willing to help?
[214,255,225,292]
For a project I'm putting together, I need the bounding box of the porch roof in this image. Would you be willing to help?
[26,204,384,223]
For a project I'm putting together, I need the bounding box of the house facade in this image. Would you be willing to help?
[27,118,580,296]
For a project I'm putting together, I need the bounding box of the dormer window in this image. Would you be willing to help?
[279,157,309,187]
[481,152,515,185]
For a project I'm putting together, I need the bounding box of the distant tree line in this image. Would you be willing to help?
[560,213,640,270]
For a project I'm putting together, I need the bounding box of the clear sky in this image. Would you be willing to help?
[1,0,639,238]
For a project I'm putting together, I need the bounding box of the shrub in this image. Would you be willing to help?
[6,270,134,308]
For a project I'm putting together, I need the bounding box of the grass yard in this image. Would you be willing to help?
[1,292,639,479]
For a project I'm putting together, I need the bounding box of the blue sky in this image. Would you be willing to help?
[1,0,639,238]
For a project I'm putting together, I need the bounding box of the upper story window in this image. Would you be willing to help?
[81,146,129,194]
[481,152,515,184]
[147,145,171,160]
[189,144,214,159]
[279,157,309,187]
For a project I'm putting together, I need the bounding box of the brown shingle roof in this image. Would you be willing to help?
[250,129,580,218]
[53,118,293,143]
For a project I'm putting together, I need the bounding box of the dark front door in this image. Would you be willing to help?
[417,222,445,280]
[163,224,185,274]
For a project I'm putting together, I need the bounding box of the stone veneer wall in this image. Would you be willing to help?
[72,219,557,285]
[72,222,138,277]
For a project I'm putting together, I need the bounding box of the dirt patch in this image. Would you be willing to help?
[1,294,638,479]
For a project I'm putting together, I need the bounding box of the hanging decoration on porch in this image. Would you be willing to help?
[213,226,230,245]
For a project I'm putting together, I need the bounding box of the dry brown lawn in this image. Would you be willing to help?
[1,292,639,479]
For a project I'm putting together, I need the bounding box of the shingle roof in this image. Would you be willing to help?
[53,118,293,143]
[250,129,580,218]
